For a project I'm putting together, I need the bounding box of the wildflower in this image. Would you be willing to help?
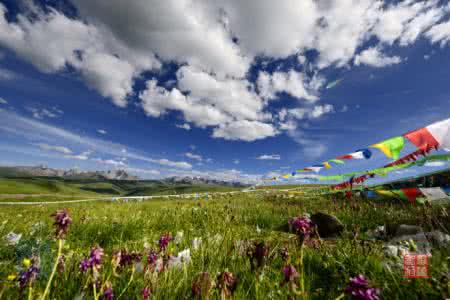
[142,287,151,300]
[51,209,72,239]
[158,233,172,252]
[18,259,39,289]
[174,231,184,244]
[192,237,202,250]
[168,249,191,269]
[23,258,31,267]
[281,265,299,286]
[116,250,142,268]
[5,231,22,246]
[344,275,380,300]
[7,274,17,281]
[89,247,104,268]
[100,282,114,300]
[248,241,269,271]
[147,249,158,268]
[58,255,65,273]
[79,259,90,272]
[280,246,289,262]
[289,216,312,241]
[79,247,104,273]
[192,272,213,299]
[216,271,237,298]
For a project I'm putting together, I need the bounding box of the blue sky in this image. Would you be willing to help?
[0,0,449,183]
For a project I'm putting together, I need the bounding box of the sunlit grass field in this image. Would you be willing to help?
[0,191,449,299]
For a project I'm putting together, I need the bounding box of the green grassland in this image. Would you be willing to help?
[0,191,448,299]
[0,177,241,201]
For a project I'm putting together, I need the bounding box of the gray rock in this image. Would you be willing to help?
[425,231,450,248]
[394,224,424,237]
[310,212,344,238]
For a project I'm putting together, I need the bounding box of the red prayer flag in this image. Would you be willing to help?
[404,127,439,151]
[400,188,421,204]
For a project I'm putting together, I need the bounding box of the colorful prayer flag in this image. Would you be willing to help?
[425,118,450,151]
[370,136,405,159]
[336,149,372,160]
[404,127,439,151]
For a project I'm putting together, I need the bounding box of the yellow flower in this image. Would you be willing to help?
[7,274,16,281]
[23,258,31,267]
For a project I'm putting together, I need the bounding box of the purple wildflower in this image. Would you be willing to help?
[51,209,72,239]
[281,265,299,285]
[280,246,289,262]
[217,271,237,297]
[146,250,158,272]
[89,247,104,268]
[79,259,90,272]
[112,250,142,269]
[100,282,114,300]
[344,275,380,300]
[158,233,172,252]
[58,255,65,273]
[79,247,104,273]
[289,216,312,240]
[142,286,151,300]
[18,260,39,289]
[248,241,269,271]
[192,272,213,299]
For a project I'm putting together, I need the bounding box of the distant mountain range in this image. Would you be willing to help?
[0,165,138,181]
[0,165,249,187]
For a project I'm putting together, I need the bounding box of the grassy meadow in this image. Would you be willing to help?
[0,188,449,299]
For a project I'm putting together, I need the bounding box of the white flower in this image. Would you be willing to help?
[168,248,191,269]
[175,231,184,244]
[5,231,22,245]
[192,237,202,250]
[256,225,261,234]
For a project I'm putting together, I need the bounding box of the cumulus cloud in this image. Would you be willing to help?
[97,129,107,135]
[185,152,203,161]
[94,158,126,167]
[257,70,322,101]
[354,47,401,67]
[176,123,191,130]
[426,20,450,46]
[1,0,450,142]
[65,150,91,161]
[212,120,278,142]
[36,143,72,154]
[257,154,281,160]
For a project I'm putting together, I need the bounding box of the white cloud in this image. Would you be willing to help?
[257,154,281,160]
[65,151,91,161]
[257,70,320,102]
[97,129,107,134]
[36,143,72,154]
[149,158,191,169]
[185,152,203,162]
[354,47,401,67]
[0,97,7,104]
[426,20,450,46]
[94,158,126,167]
[212,120,278,142]
[0,110,192,169]
[1,0,450,144]
[25,107,62,120]
[233,159,240,164]
[176,123,191,130]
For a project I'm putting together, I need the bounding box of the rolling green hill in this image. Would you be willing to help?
[0,177,242,198]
